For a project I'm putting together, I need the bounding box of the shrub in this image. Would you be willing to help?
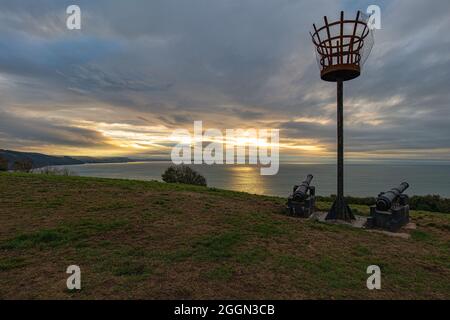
[33,167,76,176]
[12,159,33,173]
[317,194,450,214]
[409,195,450,214]
[162,165,207,186]
[0,156,8,171]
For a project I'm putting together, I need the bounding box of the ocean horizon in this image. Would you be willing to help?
[55,161,450,198]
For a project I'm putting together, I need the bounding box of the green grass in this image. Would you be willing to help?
[235,247,268,265]
[193,232,244,261]
[0,257,29,271]
[276,255,302,269]
[113,261,150,277]
[353,245,372,257]
[251,220,289,238]
[1,172,450,299]
[1,219,128,249]
[410,230,433,242]
[205,265,234,281]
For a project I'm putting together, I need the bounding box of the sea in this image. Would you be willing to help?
[55,162,450,198]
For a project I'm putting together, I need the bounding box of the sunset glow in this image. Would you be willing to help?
[0,1,448,163]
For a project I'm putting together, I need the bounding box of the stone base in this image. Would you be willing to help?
[286,197,315,218]
[366,205,410,232]
[309,211,415,239]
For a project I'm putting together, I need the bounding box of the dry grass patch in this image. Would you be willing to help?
[1,172,450,299]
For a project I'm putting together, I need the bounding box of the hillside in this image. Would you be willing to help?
[0,149,137,169]
[0,173,449,299]
[0,149,83,169]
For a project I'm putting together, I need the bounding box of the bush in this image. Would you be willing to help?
[409,195,450,213]
[12,159,33,173]
[317,194,450,214]
[162,165,207,186]
[0,156,8,171]
[33,167,76,176]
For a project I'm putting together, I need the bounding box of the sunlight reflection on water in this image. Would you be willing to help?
[58,161,450,197]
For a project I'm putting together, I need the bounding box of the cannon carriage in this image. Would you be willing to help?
[286,174,316,218]
[366,182,410,232]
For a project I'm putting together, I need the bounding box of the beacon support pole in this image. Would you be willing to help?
[310,11,373,221]
[337,79,344,218]
[326,79,354,220]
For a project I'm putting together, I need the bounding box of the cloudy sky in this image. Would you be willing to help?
[0,0,449,163]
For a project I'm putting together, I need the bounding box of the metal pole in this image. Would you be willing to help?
[325,79,354,221]
[326,79,355,221]
[337,79,344,217]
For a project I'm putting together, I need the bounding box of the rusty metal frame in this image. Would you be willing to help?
[310,11,370,82]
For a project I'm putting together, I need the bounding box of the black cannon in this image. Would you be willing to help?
[366,182,410,232]
[286,174,316,218]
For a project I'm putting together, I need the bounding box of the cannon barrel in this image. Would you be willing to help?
[376,182,409,211]
[292,174,314,202]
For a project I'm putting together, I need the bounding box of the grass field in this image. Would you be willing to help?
[1,172,450,299]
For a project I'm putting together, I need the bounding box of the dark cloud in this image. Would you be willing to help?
[0,110,110,149]
[0,0,449,159]
[60,64,173,94]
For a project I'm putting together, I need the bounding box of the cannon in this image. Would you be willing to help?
[366,182,410,232]
[286,174,316,218]
[376,182,409,211]
[292,174,314,202]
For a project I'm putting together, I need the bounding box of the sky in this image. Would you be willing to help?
[0,0,449,163]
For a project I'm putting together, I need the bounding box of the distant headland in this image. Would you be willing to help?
[0,149,166,170]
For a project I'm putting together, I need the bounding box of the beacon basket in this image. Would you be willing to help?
[310,11,374,82]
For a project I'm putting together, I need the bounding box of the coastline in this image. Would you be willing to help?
[47,161,450,199]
